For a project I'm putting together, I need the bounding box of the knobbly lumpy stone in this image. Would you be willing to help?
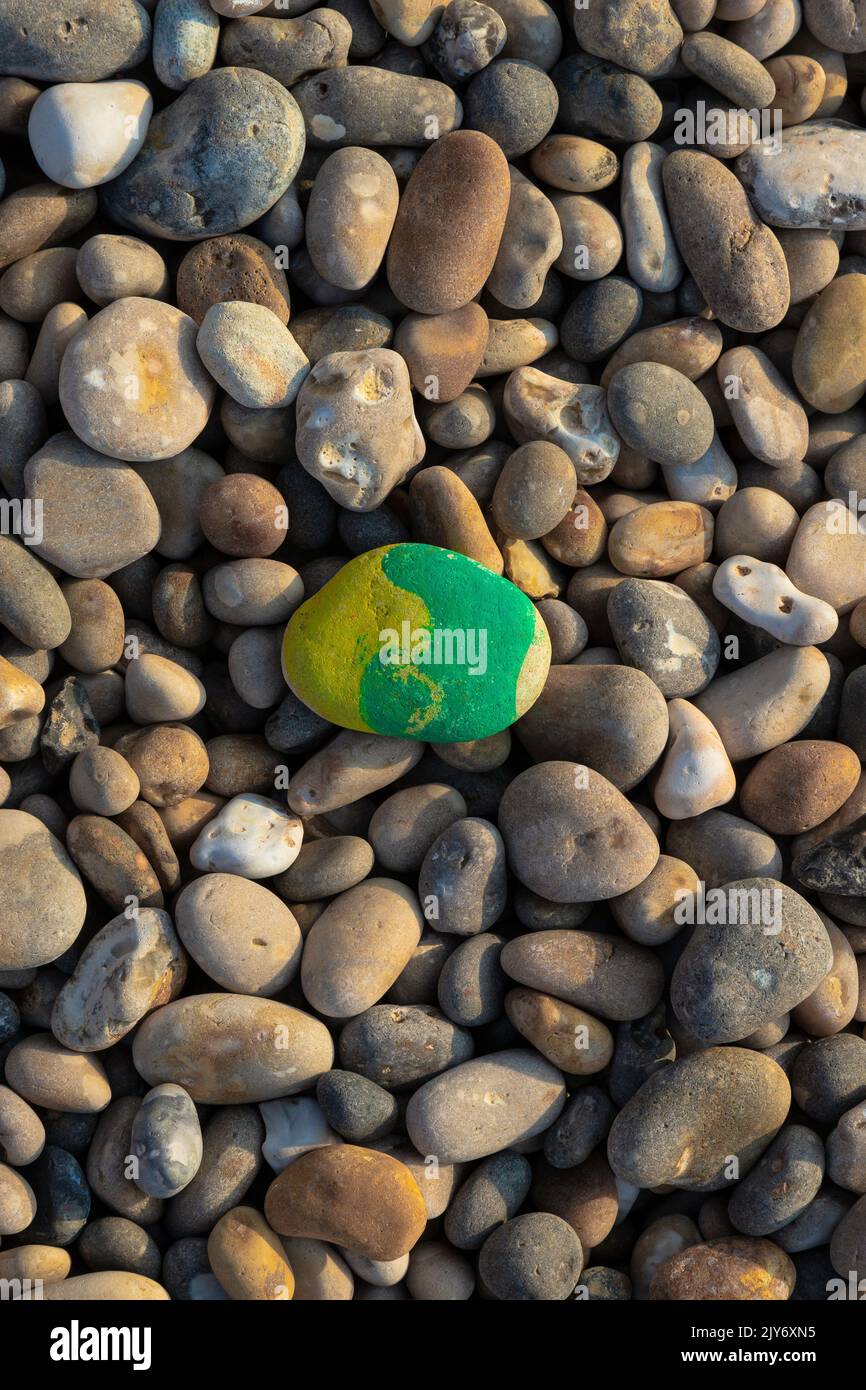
[282,543,550,741]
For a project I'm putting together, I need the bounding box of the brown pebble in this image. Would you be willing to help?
[199,474,288,558]
[176,233,291,326]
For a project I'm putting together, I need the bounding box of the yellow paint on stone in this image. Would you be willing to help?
[282,546,431,731]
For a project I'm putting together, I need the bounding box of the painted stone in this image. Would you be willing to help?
[282,543,551,742]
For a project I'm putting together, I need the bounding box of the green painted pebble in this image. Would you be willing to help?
[282,543,551,741]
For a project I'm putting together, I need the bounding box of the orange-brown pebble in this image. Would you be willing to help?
[264,1144,427,1261]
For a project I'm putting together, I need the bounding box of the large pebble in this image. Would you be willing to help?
[132,994,334,1103]
[387,131,509,314]
[608,1048,791,1190]
[516,665,668,790]
[501,930,664,1023]
[670,879,834,1045]
[189,794,302,878]
[502,368,620,484]
[785,500,866,615]
[130,1083,202,1198]
[292,66,461,147]
[499,762,660,900]
[650,1236,795,1300]
[283,543,550,741]
[102,67,305,240]
[0,809,86,971]
[694,647,831,761]
[607,577,719,697]
[480,1211,582,1300]
[792,275,866,414]
[0,1,151,83]
[736,122,866,231]
[59,298,215,462]
[306,147,399,291]
[653,698,736,820]
[177,873,302,995]
[301,878,423,1018]
[5,1034,111,1113]
[713,555,839,645]
[406,1049,566,1163]
[29,80,151,189]
[51,907,185,1052]
[264,1145,427,1260]
[662,150,789,332]
[295,349,424,511]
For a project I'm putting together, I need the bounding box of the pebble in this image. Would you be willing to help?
[0,1085,45,1166]
[607,577,719,698]
[650,1237,795,1301]
[264,1145,427,1261]
[293,66,461,147]
[500,762,660,899]
[740,742,861,836]
[502,368,620,484]
[221,11,352,87]
[28,80,152,189]
[387,131,509,314]
[283,543,549,741]
[295,348,423,511]
[133,993,334,1103]
[620,142,683,293]
[306,147,399,292]
[130,1083,202,1198]
[662,151,790,332]
[18,1145,90,1246]
[694,646,831,761]
[712,555,839,645]
[0,809,86,970]
[5,1033,111,1113]
[188,793,302,878]
[339,1003,473,1088]
[52,906,185,1051]
[406,1048,565,1163]
[197,302,309,408]
[78,1216,162,1280]
[153,0,221,90]
[0,1,151,81]
[736,122,866,231]
[608,1048,791,1189]
[670,879,834,1046]
[176,872,301,994]
[59,298,216,463]
[718,345,809,466]
[653,698,737,820]
[102,67,305,239]
[301,878,423,1017]
[177,233,290,326]
[166,1106,263,1239]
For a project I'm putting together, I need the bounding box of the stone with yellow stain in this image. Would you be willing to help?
[282,543,550,741]
[505,987,614,1075]
[208,1205,295,1301]
[650,1237,796,1300]
[0,653,45,730]
[58,297,216,462]
[264,1144,427,1260]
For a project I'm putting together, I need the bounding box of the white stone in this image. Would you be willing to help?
[29,81,153,190]
[259,1097,340,1174]
[503,367,621,484]
[713,554,839,645]
[189,793,303,878]
[653,698,736,820]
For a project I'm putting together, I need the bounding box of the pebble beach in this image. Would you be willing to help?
[2,0,866,1309]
